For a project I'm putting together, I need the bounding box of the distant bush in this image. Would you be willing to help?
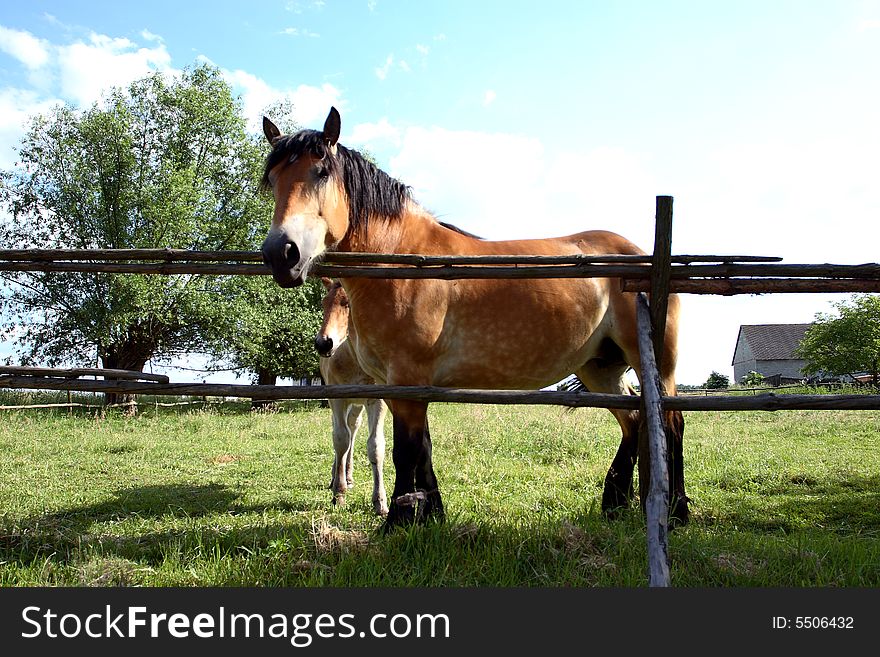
[704,371,730,389]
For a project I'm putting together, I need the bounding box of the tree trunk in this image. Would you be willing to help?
[100,350,148,415]
[252,368,278,411]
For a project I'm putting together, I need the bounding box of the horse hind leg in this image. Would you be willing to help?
[664,407,689,526]
[575,359,640,518]
[586,335,691,526]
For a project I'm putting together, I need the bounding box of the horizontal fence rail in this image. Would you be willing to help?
[0,248,782,264]
[0,366,169,384]
[2,375,879,411]
[2,251,879,295]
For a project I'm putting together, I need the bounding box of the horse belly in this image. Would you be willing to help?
[432,280,607,389]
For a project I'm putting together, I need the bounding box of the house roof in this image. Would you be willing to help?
[732,324,811,364]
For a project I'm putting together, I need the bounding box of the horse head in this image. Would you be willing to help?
[314,277,351,358]
[260,108,348,287]
[260,107,411,287]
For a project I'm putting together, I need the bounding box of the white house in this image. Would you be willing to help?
[731,324,811,385]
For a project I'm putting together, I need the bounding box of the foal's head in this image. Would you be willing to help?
[314,277,350,358]
[260,107,410,287]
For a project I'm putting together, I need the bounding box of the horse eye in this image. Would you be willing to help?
[314,163,330,179]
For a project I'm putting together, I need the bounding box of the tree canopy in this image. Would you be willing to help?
[796,294,880,385]
[0,64,323,395]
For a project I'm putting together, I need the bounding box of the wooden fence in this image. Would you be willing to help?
[2,195,879,586]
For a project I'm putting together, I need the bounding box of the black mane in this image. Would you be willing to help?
[261,129,412,230]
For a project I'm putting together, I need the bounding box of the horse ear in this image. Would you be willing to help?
[263,116,282,145]
[320,277,334,290]
[323,107,341,154]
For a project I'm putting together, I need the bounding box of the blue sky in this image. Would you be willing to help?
[1,1,880,385]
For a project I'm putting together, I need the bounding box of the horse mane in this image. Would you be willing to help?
[262,129,412,230]
[438,221,483,240]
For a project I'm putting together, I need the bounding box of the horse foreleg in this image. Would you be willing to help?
[414,416,444,523]
[366,399,389,516]
[384,400,444,531]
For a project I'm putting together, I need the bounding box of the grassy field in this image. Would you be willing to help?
[0,391,878,587]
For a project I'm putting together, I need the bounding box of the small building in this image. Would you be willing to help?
[731,324,811,385]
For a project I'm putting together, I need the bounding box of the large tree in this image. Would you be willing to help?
[0,65,269,401]
[796,294,880,385]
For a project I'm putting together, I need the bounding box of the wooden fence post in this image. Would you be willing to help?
[636,196,674,587]
[638,197,674,510]
[636,292,671,587]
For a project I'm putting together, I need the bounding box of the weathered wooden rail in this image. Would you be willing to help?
[2,375,878,410]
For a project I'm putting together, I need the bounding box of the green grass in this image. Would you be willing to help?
[0,398,878,586]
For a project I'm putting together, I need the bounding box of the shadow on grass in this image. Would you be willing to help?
[0,483,318,566]
[699,472,880,535]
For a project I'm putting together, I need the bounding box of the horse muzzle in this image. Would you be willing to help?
[314,335,335,358]
[261,236,309,288]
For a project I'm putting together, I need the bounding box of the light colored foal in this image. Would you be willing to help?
[316,277,389,516]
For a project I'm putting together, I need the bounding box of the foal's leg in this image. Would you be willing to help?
[329,398,357,506]
[384,399,444,530]
[366,399,389,516]
[344,403,364,488]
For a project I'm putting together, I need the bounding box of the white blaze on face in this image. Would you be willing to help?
[292,214,328,262]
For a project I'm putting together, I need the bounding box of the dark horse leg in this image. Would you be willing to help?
[601,408,640,517]
[577,358,689,523]
[637,408,689,525]
[384,400,445,531]
[576,363,642,517]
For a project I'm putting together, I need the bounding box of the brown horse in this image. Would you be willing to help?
[316,277,389,516]
[260,108,689,530]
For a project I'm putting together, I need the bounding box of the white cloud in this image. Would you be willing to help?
[221,67,343,131]
[383,124,661,245]
[0,25,51,69]
[140,29,162,42]
[348,118,402,148]
[374,53,413,80]
[57,32,174,106]
[375,54,393,80]
[368,0,377,11]
[416,44,429,55]
[0,87,61,169]
[482,89,497,107]
[857,18,880,31]
[279,26,320,37]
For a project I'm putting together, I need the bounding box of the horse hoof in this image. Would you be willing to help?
[602,504,626,521]
[374,502,389,517]
[668,495,690,527]
[382,505,415,532]
[332,494,346,507]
